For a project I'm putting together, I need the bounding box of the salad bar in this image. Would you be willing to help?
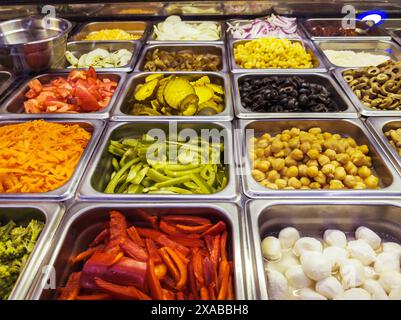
[1,0,401,301]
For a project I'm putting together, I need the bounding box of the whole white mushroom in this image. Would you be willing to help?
[379,270,401,294]
[339,259,366,289]
[323,246,349,270]
[382,242,401,258]
[267,269,289,300]
[261,236,282,261]
[315,276,344,300]
[355,226,381,250]
[300,251,331,281]
[334,288,371,300]
[293,237,323,256]
[374,252,400,274]
[389,286,401,300]
[266,250,299,274]
[323,229,347,248]
[362,279,389,300]
[278,227,300,249]
[347,239,376,266]
[285,265,313,289]
[298,288,327,300]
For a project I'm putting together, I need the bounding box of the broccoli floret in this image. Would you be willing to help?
[0,219,44,300]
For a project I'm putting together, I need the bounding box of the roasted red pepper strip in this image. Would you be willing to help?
[163,215,212,226]
[136,227,162,239]
[201,221,226,237]
[210,235,220,270]
[162,289,175,300]
[146,258,164,300]
[175,224,212,234]
[163,247,188,291]
[168,235,203,248]
[91,228,109,246]
[159,220,181,236]
[176,292,185,300]
[159,248,180,283]
[192,249,205,287]
[204,235,214,253]
[136,209,158,228]
[203,256,214,287]
[200,286,209,300]
[227,274,234,300]
[155,263,167,280]
[209,284,216,300]
[217,261,230,300]
[145,238,162,264]
[69,245,103,265]
[220,231,228,262]
[188,260,200,299]
[94,278,151,300]
[105,211,127,254]
[155,235,190,257]
[127,225,145,247]
[119,238,148,262]
[75,294,111,300]
[58,272,81,300]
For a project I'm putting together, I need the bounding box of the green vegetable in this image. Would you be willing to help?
[0,219,44,300]
[103,135,228,195]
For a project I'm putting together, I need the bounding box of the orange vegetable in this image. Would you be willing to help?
[0,120,90,193]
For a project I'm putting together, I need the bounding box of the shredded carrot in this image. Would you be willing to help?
[0,120,91,193]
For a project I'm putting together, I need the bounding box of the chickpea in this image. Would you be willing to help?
[354,182,367,190]
[256,160,271,173]
[300,142,312,154]
[281,133,291,142]
[365,175,379,188]
[271,158,285,171]
[267,170,280,182]
[264,146,272,157]
[291,149,304,161]
[283,147,292,157]
[288,177,302,189]
[271,140,283,153]
[307,149,319,160]
[285,156,298,167]
[275,178,287,189]
[332,134,341,140]
[334,167,346,180]
[318,155,330,166]
[343,175,357,188]
[329,179,345,189]
[287,166,299,178]
[255,148,264,158]
[336,153,350,165]
[309,182,321,189]
[360,156,372,167]
[311,142,322,152]
[274,150,285,158]
[290,127,300,137]
[322,163,336,177]
[314,171,327,185]
[306,166,319,178]
[351,150,365,166]
[345,161,358,175]
[358,166,371,179]
[331,160,340,168]
[261,133,271,141]
[324,149,337,160]
[358,145,369,155]
[280,166,288,177]
[257,139,269,148]
[298,164,308,177]
[284,186,295,190]
[354,176,363,183]
[265,182,279,190]
[308,127,322,135]
[260,179,270,187]
[306,159,319,167]
[347,137,357,147]
[288,137,300,149]
[323,132,332,139]
[252,169,265,182]
[300,177,311,186]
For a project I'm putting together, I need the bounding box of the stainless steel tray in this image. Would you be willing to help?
[391,29,401,47]
[111,72,233,122]
[229,38,326,73]
[147,20,225,44]
[54,41,141,72]
[315,39,401,70]
[0,119,105,201]
[246,198,401,300]
[95,3,163,16]
[78,121,238,201]
[134,43,228,72]
[0,72,126,120]
[380,18,401,30]
[237,118,401,198]
[70,21,150,42]
[1,202,64,300]
[163,2,223,15]
[29,202,246,300]
[0,70,16,99]
[333,67,401,117]
[366,117,401,177]
[301,18,392,41]
[223,1,272,15]
[232,72,358,119]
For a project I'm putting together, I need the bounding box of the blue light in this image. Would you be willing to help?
[357,10,388,26]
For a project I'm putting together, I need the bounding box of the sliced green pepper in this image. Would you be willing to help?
[104,158,139,194]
